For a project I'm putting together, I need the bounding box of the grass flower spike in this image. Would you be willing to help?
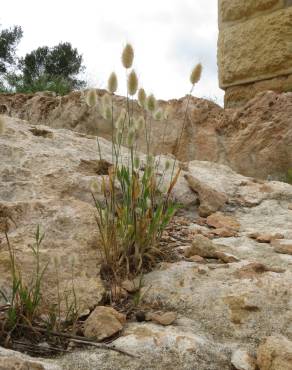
[190,63,202,85]
[108,72,118,94]
[138,88,146,107]
[127,70,138,96]
[146,94,156,112]
[85,88,98,107]
[122,43,134,69]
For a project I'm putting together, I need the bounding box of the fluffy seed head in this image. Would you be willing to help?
[190,63,202,85]
[138,88,146,107]
[115,108,127,129]
[85,89,98,107]
[127,129,135,147]
[102,93,111,107]
[103,105,112,121]
[146,94,156,112]
[0,116,6,135]
[122,43,134,69]
[108,72,118,94]
[153,108,163,121]
[135,116,145,131]
[164,106,171,120]
[127,70,138,96]
[134,156,140,169]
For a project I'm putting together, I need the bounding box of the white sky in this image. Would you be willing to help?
[1,0,224,105]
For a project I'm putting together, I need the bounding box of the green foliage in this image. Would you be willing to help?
[0,25,23,74]
[6,73,72,95]
[0,25,85,95]
[18,42,85,91]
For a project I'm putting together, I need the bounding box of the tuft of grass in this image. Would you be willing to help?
[0,225,47,330]
[85,44,202,282]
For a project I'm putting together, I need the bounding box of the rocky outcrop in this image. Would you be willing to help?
[0,90,291,180]
[1,116,292,369]
[218,0,292,107]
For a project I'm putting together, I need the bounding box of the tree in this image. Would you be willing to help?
[0,25,23,74]
[18,42,85,93]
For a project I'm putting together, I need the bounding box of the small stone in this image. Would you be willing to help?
[256,233,284,243]
[212,227,238,237]
[148,311,177,326]
[83,306,126,341]
[121,279,139,293]
[231,349,256,370]
[135,311,146,322]
[272,239,292,255]
[185,235,218,258]
[197,266,208,274]
[184,174,228,217]
[0,357,45,369]
[257,335,292,370]
[215,251,239,263]
[288,203,292,210]
[206,212,240,232]
[188,255,205,263]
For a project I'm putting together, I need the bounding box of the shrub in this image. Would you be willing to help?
[86,45,202,280]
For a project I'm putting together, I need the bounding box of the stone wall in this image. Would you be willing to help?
[218,0,292,107]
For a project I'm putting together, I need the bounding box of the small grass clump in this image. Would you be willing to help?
[86,44,202,281]
[0,225,47,331]
[0,224,80,355]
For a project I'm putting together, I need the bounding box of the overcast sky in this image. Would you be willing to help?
[1,0,223,105]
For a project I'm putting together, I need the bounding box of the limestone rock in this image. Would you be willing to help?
[272,239,292,255]
[184,174,228,217]
[147,311,177,326]
[0,347,60,370]
[218,7,292,87]
[219,0,285,23]
[257,335,292,370]
[1,90,292,179]
[231,349,256,370]
[184,235,218,258]
[206,213,240,232]
[256,233,284,243]
[83,306,126,341]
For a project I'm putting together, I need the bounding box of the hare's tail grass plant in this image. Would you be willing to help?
[0,225,47,332]
[86,44,202,281]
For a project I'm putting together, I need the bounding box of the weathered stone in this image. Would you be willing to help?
[231,349,256,370]
[206,213,240,232]
[224,74,292,108]
[185,235,218,258]
[218,8,292,88]
[0,347,60,370]
[1,90,292,180]
[256,233,284,243]
[272,239,292,255]
[257,335,292,370]
[184,174,228,217]
[121,279,139,293]
[147,311,177,326]
[83,306,126,341]
[219,0,285,24]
